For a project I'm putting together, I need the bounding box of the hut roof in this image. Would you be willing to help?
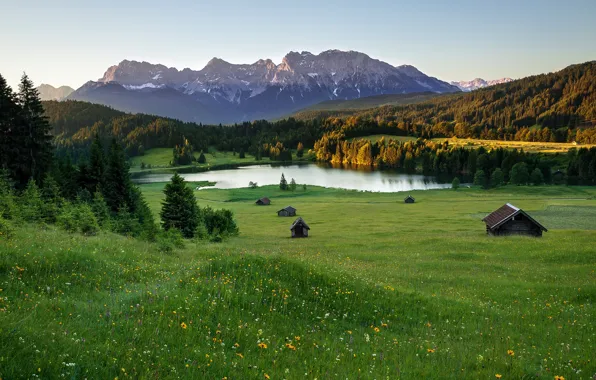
[404,195,415,201]
[290,217,310,230]
[482,203,547,231]
[256,197,271,205]
[278,206,296,213]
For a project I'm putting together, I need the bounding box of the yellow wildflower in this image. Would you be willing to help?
[507,349,515,357]
[495,375,502,379]
[180,322,188,329]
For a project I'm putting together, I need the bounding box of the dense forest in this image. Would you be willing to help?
[296,61,596,144]
[0,73,237,248]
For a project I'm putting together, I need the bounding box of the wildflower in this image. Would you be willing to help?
[495,375,502,379]
[285,343,297,351]
[264,374,270,379]
[236,353,244,359]
[427,348,435,353]
[294,336,300,341]
[374,327,380,333]
[426,322,432,327]
[258,342,268,349]
[507,350,515,357]
[180,322,188,329]
[554,377,565,380]
[347,330,352,334]
[234,342,240,348]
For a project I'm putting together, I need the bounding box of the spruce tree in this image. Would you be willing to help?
[16,73,53,187]
[91,190,111,228]
[41,174,62,223]
[0,74,21,182]
[290,178,297,191]
[279,173,288,190]
[104,139,132,213]
[88,134,106,192]
[160,173,199,238]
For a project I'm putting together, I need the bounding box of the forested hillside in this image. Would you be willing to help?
[296,61,596,144]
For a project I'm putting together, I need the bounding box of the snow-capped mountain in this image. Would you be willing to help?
[69,50,460,123]
[450,78,513,92]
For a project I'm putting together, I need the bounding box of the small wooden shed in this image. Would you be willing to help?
[483,203,547,237]
[404,195,415,203]
[277,206,296,217]
[255,197,271,206]
[290,217,310,238]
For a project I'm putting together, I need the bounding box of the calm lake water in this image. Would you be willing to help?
[134,164,452,192]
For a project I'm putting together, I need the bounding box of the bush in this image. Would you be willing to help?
[78,204,100,236]
[451,177,460,190]
[156,229,185,254]
[57,203,99,236]
[249,181,258,189]
[20,179,44,222]
[203,206,238,238]
[0,217,15,240]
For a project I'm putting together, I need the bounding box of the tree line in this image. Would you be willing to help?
[314,135,596,186]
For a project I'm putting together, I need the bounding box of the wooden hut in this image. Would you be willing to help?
[277,206,296,217]
[483,203,547,237]
[404,195,415,203]
[255,197,271,206]
[290,217,310,238]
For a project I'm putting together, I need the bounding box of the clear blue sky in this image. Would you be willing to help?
[1,0,595,89]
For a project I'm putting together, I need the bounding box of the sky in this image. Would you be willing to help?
[1,0,595,90]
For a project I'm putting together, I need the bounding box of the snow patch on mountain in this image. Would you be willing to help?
[450,77,513,91]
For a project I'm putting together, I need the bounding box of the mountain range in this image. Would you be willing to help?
[37,84,74,101]
[450,78,513,92]
[68,50,460,124]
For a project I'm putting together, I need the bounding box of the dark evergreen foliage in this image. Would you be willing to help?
[160,173,200,238]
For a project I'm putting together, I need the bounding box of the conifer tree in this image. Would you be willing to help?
[279,173,288,190]
[290,178,297,191]
[451,177,460,190]
[197,150,206,164]
[104,139,132,213]
[160,173,199,238]
[91,190,111,228]
[297,142,304,158]
[88,134,105,192]
[0,74,21,181]
[16,73,53,186]
[41,174,62,223]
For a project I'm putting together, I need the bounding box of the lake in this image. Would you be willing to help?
[133,164,453,192]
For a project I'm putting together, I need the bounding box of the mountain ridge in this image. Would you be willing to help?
[37,84,74,101]
[450,77,514,92]
[68,49,460,123]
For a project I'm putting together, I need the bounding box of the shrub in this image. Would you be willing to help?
[510,162,530,185]
[451,177,460,190]
[490,168,504,187]
[203,206,238,238]
[78,203,100,236]
[0,216,15,240]
[57,203,79,233]
[249,181,258,189]
[156,229,185,254]
[20,179,44,222]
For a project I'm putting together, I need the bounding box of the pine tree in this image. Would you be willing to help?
[0,74,21,183]
[197,150,206,164]
[20,179,43,222]
[16,73,53,187]
[91,190,111,228]
[41,174,62,223]
[88,134,105,192]
[290,178,297,191]
[279,173,288,190]
[160,173,199,238]
[0,169,15,219]
[239,148,245,159]
[104,139,132,213]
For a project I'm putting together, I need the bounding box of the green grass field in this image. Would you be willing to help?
[1,185,595,379]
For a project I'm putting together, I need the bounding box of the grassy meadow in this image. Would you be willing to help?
[1,184,595,379]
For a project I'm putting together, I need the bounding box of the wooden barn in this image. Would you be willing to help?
[483,203,547,237]
[277,206,296,217]
[404,195,415,203]
[290,217,310,238]
[255,197,271,206]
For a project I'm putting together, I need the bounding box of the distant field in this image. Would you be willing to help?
[129,147,259,173]
[434,137,596,153]
[348,134,418,143]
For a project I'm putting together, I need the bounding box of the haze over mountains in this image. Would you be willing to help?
[68,50,460,124]
[37,84,74,101]
[450,78,514,92]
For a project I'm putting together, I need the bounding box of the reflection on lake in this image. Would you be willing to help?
[134,164,453,192]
